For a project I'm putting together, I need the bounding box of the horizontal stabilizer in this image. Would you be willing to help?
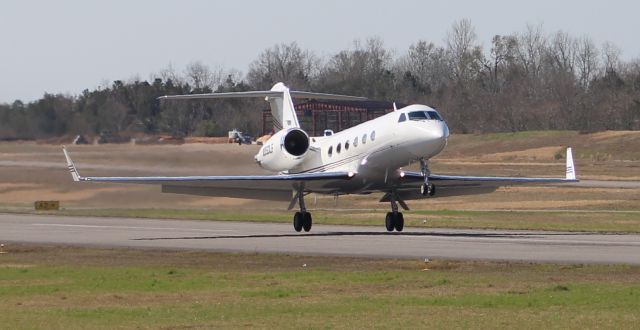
[158,90,367,101]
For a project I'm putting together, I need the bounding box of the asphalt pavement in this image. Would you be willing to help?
[1,213,639,264]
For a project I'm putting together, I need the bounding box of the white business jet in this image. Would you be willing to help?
[63,82,578,232]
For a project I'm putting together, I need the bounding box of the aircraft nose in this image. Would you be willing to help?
[428,121,449,141]
[426,121,449,153]
[441,121,450,139]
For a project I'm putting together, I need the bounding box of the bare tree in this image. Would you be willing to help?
[485,34,518,92]
[601,41,622,74]
[396,40,450,94]
[184,61,224,92]
[548,30,577,74]
[576,36,600,89]
[516,24,547,80]
[155,62,183,86]
[445,19,483,83]
[319,37,394,98]
[247,42,318,89]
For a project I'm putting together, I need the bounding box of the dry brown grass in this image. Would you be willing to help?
[0,131,639,212]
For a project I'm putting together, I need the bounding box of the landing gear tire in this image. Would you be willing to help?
[421,183,436,197]
[394,212,404,232]
[302,212,312,232]
[385,212,395,232]
[293,212,303,232]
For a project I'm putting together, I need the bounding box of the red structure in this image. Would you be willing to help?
[262,100,405,136]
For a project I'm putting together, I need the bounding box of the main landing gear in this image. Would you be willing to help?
[291,185,312,232]
[385,211,404,232]
[293,211,312,232]
[385,192,404,232]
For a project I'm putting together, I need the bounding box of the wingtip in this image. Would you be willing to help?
[62,147,81,182]
[566,147,577,181]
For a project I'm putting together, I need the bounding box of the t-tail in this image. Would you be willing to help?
[157,82,366,135]
[267,83,299,130]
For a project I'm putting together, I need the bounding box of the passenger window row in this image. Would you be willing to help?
[328,130,376,157]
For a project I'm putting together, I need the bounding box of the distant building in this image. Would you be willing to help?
[262,100,405,136]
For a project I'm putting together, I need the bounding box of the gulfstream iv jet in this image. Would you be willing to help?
[63,82,578,232]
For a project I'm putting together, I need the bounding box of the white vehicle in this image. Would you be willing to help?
[63,82,578,232]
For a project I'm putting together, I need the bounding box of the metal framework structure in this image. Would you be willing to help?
[262,100,405,136]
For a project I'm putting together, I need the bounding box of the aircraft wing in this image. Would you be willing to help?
[63,147,354,201]
[393,147,578,199]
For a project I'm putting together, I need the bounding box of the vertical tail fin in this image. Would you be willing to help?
[267,83,300,131]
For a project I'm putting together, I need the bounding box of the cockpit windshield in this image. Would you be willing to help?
[427,111,443,121]
[408,110,443,121]
[408,111,428,120]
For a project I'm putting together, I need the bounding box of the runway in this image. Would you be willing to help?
[1,213,639,264]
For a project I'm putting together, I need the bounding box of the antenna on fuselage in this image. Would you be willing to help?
[393,102,398,111]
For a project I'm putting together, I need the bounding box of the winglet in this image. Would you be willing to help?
[62,146,81,182]
[566,147,576,180]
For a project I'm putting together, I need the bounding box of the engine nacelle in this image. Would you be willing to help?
[255,128,310,172]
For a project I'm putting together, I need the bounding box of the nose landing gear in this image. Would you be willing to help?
[419,158,436,197]
[420,182,436,196]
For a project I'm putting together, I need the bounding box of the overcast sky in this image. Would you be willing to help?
[1,0,638,103]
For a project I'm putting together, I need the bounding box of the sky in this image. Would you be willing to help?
[1,0,638,103]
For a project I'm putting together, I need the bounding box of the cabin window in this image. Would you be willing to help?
[362,133,367,144]
[328,146,333,157]
[398,113,406,122]
[370,131,376,141]
[337,143,342,153]
[354,136,358,147]
[345,140,350,150]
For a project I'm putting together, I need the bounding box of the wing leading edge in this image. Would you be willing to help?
[157,90,367,101]
[396,147,578,199]
[62,147,355,201]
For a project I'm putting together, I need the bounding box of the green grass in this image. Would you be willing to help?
[5,207,640,233]
[0,246,639,329]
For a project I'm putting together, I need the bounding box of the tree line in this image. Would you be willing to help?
[1,19,639,140]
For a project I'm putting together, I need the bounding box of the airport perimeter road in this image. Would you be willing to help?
[1,213,639,264]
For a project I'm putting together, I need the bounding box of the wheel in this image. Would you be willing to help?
[302,212,312,232]
[421,183,436,196]
[420,183,428,196]
[385,212,395,232]
[394,212,404,232]
[293,212,303,232]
